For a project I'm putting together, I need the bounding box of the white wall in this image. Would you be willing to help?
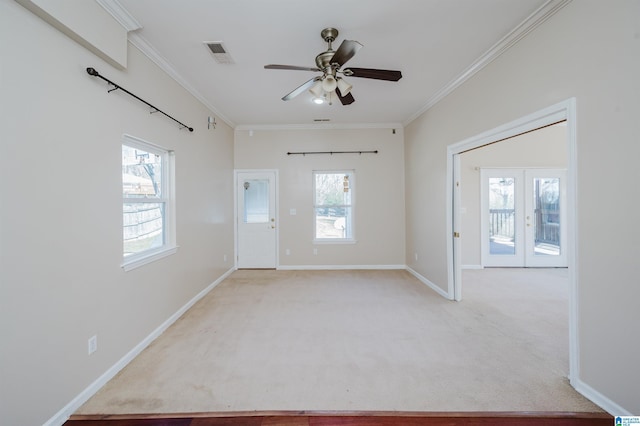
[0,2,235,425]
[460,124,567,267]
[235,127,405,267]
[405,0,640,413]
[14,0,128,68]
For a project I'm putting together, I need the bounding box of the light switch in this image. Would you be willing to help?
[290,208,297,215]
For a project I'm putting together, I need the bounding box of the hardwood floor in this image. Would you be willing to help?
[66,411,613,425]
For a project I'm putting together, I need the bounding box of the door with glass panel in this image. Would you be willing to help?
[481,168,567,267]
[524,169,567,267]
[237,171,277,268]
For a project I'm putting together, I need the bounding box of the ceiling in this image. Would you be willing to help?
[106,0,553,128]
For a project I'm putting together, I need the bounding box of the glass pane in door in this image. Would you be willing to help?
[243,179,269,223]
[489,177,516,255]
[532,177,560,256]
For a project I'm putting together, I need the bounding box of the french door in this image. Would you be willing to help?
[481,168,567,267]
[236,171,277,268]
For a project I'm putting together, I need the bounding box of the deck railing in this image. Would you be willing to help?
[489,208,559,246]
[489,209,515,240]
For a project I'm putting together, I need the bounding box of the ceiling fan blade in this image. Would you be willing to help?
[282,77,321,101]
[265,64,320,72]
[343,67,402,81]
[330,40,363,67]
[336,87,355,105]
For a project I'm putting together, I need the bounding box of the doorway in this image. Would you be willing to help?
[447,98,578,384]
[481,168,567,267]
[235,170,278,269]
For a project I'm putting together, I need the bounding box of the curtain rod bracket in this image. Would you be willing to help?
[86,67,194,132]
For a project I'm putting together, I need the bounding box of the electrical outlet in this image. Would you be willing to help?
[88,335,97,355]
[285,249,290,255]
[313,248,318,255]
[223,254,227,263]
[414,253,418,261]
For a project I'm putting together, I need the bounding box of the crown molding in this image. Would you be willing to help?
[403,0,573,127]
[234,122,404,132]
[128,32,236,128]
[97,0,571,131]
[95,0,235,128]
[95,0,141,31]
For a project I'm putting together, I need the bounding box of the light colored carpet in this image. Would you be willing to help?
[76,268,602,414]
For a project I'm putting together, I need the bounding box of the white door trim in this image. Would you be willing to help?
[447,98,578,384]
[234,169,279,269]
[452,154,462,301]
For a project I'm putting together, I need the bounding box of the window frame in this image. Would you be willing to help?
[121,134,176,271]
[312,170,355,243]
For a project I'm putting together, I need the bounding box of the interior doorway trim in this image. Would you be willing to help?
[446,98,578,384]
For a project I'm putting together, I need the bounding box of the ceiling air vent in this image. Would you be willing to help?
[314,119,331,122]
[205,42,235,64]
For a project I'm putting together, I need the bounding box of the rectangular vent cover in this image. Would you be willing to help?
[205,42,235,64]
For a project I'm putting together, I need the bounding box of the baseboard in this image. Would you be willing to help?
[572,377,632,416]
[405,266,453,300]
[48,266,628,424]
[43,267,235,426]
[277,264,406,270]
[462,264,484,270]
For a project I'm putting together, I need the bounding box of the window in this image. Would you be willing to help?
[313,171,354,241]
[243,179,270,223]
[122,135,175,270]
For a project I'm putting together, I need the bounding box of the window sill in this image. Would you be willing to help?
[313,239,357,245]
[122,245,178,272]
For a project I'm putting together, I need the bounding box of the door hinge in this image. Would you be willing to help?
[453,232,460,238]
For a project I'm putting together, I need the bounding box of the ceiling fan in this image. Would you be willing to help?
[264,27,402,105]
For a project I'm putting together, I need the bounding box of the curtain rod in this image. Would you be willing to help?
[287,150,378,156]
[86,67,194,132]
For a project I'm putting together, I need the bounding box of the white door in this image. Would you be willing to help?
[524,169,567,267]
[481,168,567,267]
[236,171,277,268]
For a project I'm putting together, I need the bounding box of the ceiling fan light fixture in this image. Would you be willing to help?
[337,77,352,96]
[322,75,338,92]
[309,80,324,97]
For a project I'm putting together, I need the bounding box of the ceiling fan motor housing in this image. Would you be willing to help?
[316,51,337,73]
